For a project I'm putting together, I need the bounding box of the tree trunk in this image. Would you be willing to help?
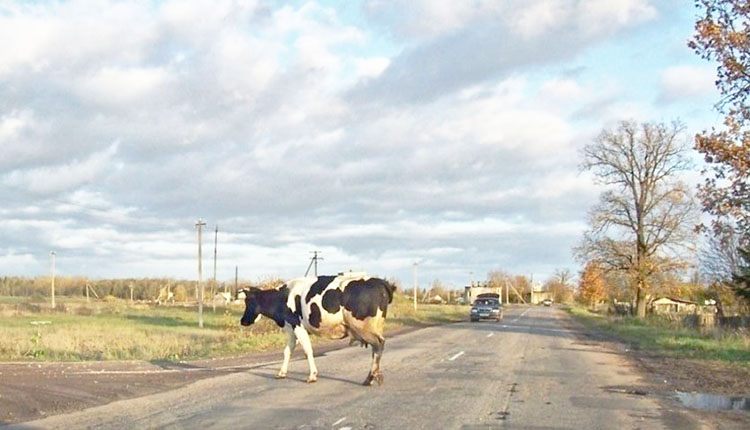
[635,286,648,318]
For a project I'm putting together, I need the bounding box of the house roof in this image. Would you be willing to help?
[652,297,698,305]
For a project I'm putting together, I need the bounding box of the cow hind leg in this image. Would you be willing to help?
[294,326,318,383]
[362,338,385,386]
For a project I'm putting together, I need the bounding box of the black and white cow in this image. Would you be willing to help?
[239,273,395,385]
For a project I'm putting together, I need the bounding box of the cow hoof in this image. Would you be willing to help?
[306,377,317,383]
[276,373,286,379]
[363,374,380,386]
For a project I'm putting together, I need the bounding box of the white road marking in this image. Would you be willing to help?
[486,332,494,338]
[332,417,346,426]
[448,351,465,361]
[510,307,531,323]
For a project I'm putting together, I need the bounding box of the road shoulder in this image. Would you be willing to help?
[564,307,750,429]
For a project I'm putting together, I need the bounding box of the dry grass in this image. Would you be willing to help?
[567,305,750,364]
[0,294,466,362]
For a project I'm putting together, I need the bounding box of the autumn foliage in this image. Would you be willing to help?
[690,0,750,242]
[578,261,607,309]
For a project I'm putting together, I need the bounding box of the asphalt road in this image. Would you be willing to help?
[7,306,704,429]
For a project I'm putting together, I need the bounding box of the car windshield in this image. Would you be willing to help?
[476,299,498,306]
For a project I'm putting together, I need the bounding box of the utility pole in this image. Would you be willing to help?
[212,224,218,312]
[213,225,218,283]
[233,265,238,296]
[50,251,56,309]
[196,219,206,328]
[413,262,418,311]
[304,251,323,277]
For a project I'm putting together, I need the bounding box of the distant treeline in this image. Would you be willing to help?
[0,276,238,302]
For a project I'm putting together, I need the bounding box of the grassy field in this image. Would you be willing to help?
[566,305,750,364]
[0,294,466,362]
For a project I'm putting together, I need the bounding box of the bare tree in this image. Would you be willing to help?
[576,120,698,317]
[700,226,742,284]
[553,268,573,287]
[544,269,575,303]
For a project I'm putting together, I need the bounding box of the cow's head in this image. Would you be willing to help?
[239,287,263,326]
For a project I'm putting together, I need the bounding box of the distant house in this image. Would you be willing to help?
[530,285,553,305]
[428,295,445,304]
[651,297,699,314]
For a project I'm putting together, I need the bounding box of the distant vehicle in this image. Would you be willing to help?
[542,299,552,307]
[470,293,502,322]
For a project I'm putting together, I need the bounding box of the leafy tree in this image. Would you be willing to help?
[689,0,750,245]
[577,120,698,317]
[578,261,607,309]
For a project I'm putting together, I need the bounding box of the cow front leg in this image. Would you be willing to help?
[363,340,384,386]
[277,326,297,379]
[293,326,318,383]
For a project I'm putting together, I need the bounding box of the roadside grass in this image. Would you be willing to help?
[0,294,466,362]
[566,305,750,364]
[386,294,466,330]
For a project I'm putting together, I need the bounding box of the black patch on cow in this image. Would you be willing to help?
[294,295,303,321]
[309,303,322,328]
[305,275,336,303]
[241,287,300,328]
[321,288,342,313]
[342,278,395,320]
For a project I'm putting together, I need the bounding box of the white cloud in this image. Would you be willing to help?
[3,143,120,195]
[354,57,390,79]
[658,65,716,104]
[367,0,657,41]
[350,0,662,106]
[577,0,657,36]
[74,66,170,108]
[0,1,716,286]
[0,251,39,276]
[0,110,32,144]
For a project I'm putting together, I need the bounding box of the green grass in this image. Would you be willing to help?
[0,294,466,362]
[566,305,750,364]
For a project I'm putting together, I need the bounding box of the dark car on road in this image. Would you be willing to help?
[470,293,503,322]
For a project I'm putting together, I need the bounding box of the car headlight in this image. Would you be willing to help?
[491,309,499,313]
[471,308,478,313]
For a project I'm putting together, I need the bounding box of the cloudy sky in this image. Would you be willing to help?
[1,0,721,288]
